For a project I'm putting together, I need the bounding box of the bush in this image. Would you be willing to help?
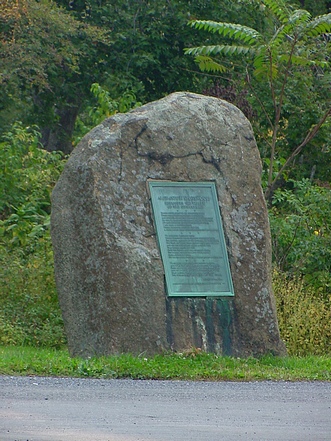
[273,270,331,356]
[0,122,66,348]
[270,179,331,294]
[0,238,66,347]
[270,180,331,356]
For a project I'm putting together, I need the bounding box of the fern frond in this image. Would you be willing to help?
[189,20,263,45]
[305,13,331,37]
[262,0,291,24]
[194,56,227,73]
[184,45,255,57]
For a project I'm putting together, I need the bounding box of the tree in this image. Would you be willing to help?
[1,0,270,153]
[54,0,239,104]
[185,0,331,199]
[0,0,270,152]
[297,0,331,16]
[0,0,111,153]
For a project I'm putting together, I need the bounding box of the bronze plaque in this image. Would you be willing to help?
[148,181,234,297]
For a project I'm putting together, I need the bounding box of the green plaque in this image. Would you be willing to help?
[148,181,234,297]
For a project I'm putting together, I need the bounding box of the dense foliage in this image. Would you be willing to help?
[1,0,111,153]
[270,179,331,291]
[0,123,66,347]
[0,0,330,355]
[274,270,331,356]
[185,0,331,198]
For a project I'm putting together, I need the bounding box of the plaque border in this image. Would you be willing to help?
[148,180,235,297]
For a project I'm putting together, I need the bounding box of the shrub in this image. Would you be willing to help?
[0,237,66,347]
[270,179,331,294]
[0,122,66,348]
[273,270,331,356]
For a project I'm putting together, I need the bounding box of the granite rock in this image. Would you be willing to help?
[51,92,286,357]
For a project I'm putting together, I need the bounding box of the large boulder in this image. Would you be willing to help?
[51,92,286,358]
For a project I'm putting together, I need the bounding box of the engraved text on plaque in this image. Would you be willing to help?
[148,181,234,297]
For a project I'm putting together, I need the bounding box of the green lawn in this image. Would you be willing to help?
[0,346,330,381]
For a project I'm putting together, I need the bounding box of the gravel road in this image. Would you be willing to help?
[1,376,331,441]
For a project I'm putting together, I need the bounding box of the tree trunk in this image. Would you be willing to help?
[41,102,80,155]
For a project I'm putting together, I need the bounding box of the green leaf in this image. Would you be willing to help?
[304,13,331,37]
[262,0,291,24]
[185,45,255,57]
[288,9,311,26]
[253,47,278,80]
[188,20,263,45]
[194,55,227,73]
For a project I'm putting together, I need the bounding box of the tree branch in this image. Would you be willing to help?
[265,107,331,200]
[268,36,298,189]
[245,67,274,130]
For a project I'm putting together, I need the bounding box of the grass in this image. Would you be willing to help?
[0,346,330,381]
